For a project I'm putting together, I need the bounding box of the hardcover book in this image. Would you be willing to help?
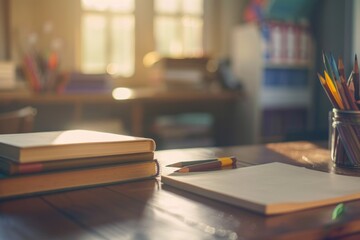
[0,160,159,199]
[0,130,156,163]
[0,152,154,175]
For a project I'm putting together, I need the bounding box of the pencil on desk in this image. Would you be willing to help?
[167,158,219,167]
[175,156,237,173]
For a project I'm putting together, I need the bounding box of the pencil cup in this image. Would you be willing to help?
[331,108,360,168]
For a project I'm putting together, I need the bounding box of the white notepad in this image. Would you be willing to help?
[161,162,360,215]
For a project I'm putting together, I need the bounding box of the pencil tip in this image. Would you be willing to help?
[177,168,188,173]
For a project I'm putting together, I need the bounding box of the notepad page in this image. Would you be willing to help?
[162,162,360,213]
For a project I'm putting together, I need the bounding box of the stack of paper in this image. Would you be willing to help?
[162,162,360,215]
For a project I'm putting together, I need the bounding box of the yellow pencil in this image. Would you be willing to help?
[317,73,340,109]
[175,157,237,173]
[324,71,344,109]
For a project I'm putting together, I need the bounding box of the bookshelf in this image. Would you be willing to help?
[231,22,315,144]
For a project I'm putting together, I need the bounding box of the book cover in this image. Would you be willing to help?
[162,162,360,215]
[0,152,154,175]
[0,160,159,199]
[0,130,156,163]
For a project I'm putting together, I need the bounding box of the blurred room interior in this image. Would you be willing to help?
[0,0,358,150]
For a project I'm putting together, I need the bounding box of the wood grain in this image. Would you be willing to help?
[2,141,360,239]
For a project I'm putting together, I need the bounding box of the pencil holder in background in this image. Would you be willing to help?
[331,108,360,168]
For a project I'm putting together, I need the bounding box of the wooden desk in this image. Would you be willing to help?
[0,89,241,147]
[2,141,360,239]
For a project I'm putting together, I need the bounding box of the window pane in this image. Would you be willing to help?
[108,0,134,12]
[155,16,182,56]
[82,0,106,11]
[155,0,179,14]
[82,0,134,12]
[182,17,203,56]
[81,14,107,73]
[155,0,205,57]
[182,0,203,15]
[110,16,134,77]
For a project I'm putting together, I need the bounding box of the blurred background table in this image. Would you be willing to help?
[0,88,242,148]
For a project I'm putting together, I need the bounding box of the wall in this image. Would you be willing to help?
[8,0,246,87]
[10,0,37,62]
[353,0,360,56]
[312,0,354,133]
[10,0,77,71]
[217,0,245,59]
[0,0,5,59]
[0,0,11,60]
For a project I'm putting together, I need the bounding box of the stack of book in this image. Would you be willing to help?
[148,57,211,90]
[57,72,113,94]
[0,129,157,199]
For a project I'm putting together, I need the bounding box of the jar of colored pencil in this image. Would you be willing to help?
[319,52,360,168]
[331,109,360,168]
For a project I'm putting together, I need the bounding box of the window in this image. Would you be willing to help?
[81,0,134,77]
[154,0,204,57]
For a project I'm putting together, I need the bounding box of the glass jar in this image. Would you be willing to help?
[331,108,360,168]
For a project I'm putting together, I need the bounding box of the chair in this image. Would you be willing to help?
[0,107,37,134]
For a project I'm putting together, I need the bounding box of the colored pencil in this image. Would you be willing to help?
[338,58,346,81]
[324,71,344,109]
[318,53,360,110]
[317,73,340,109]
[354,54,360,100]
[340,75,359,110]
[167,158,220,167]
[175,157,237,173]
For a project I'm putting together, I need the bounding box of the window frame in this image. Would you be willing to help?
[154,0,205,57]
[77,0,213,85]
[80,0,135,77]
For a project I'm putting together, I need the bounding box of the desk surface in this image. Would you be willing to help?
[2,141,360,240]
